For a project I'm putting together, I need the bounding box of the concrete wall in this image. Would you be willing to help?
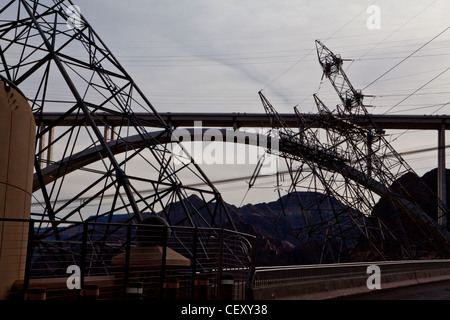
[0,81,35,300]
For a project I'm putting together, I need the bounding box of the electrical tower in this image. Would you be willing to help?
[0,0,235,274]
[258,41,450,262]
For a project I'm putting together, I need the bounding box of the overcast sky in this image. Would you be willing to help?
[69,0,450,205]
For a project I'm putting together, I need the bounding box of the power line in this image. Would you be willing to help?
[383,66,450,114]
[261,0,379,90]
[31,168,296,207]
[363,26,450,91]
[397,143,450,157]
[346,0,438,71]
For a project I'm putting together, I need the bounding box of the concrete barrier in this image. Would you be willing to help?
[249,260,450,300]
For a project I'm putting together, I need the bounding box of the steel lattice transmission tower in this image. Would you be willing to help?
[258,41,450,262]
[315,40,450,255]
[0,0,235,246]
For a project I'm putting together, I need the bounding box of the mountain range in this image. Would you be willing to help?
[35,168,450,270]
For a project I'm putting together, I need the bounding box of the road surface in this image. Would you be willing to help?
[342,280,450,300]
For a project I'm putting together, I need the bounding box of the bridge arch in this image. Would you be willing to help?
[33,126,450,255]
[33,128,274,192]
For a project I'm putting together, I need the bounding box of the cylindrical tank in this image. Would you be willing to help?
[0,80,35,300]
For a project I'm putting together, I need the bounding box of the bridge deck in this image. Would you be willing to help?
[339,279,450,300]
[36,112,450,130]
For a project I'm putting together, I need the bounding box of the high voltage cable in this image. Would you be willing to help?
[32,137,450,208]
[384,99,450,142]
[363,26,450,91]
[107,20,448,48]
[112,51,450,64]
[383,66,450,114]
[261,0,379,90]
[346,0,438,71]
[31,169,296,207]
[69,36,450,62]
[380,102,450,114]
[396,143,450,157]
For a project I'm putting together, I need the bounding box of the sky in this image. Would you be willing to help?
[48,0,450,205]
[74,0,450,113]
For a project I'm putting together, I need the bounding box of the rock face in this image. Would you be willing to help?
[226,168,450,264]
[349,168,450,261]
[150,192,362,266]
[414,168,450,227]
[375,169,449,229]
[230,192,362,265]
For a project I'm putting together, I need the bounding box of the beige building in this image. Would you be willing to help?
[0,81,35,299]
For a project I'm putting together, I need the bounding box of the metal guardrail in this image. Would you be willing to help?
[249,260,450,299]
[4,217,450,300]
[252,260,450,287]
[0,218,255,300]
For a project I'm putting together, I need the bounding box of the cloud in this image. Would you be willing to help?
[51,0,450,204]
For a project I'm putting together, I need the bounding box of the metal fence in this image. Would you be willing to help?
[0,218,255,300]
[250,260,450,289]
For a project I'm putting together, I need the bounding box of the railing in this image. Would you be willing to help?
[5,216,450,301]
[0,218,255,300]
[249,260,450,300]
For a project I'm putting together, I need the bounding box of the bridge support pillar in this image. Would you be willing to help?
[46,127,54,166]
[104,126,110,142]
[37,125,54,168]
[438,124,447,227]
